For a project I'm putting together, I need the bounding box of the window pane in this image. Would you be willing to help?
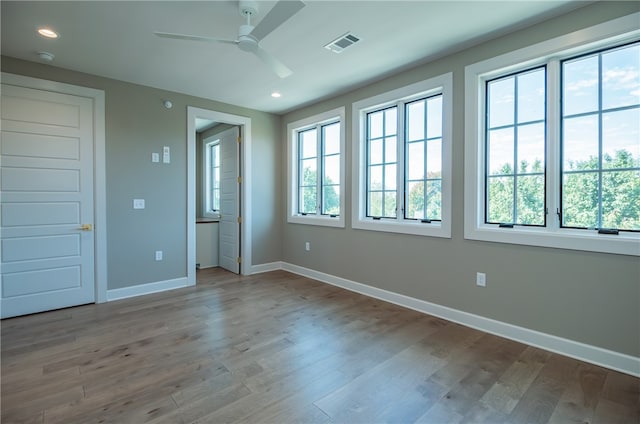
[563,115,599,171]
[300,186,317,214]
[213,188,220,211]
[517,68,545,123]
[369,165,383,190]
[602,43,640,110]
[488,77,514,128]
[384,164,396,190]
[214,168,220,189]
[516,175,545,225]
[517,123,545,174]
[427,96,443,139]
[323,185,340,215]
[213,144,220,166]
[384,192,397,217]
[426,180,442,220]
[301,158,317,186]
[385,108,397,136]
[369,111,384,139]
[323,123,340,155]
[406,181,424,219]
[385,136,397,163]
[602,170,640,230]
[426,139,442,178]
[323,155,340,185]
[602,108,640,169]
[369,191,382,217]
[407,100,425,141]
[488,128,514,175]
[562,172,598,228]
[487,176,514,223]
[563,55,599,116]
[300,129,317,159]
[407,142,424,180]
[369,138,383,165]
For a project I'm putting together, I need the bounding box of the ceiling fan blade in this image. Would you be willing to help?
[253,47,293,79]
[249,0,305,42]
[154,31,237,45]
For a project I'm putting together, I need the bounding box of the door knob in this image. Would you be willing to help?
[79,224,93,231]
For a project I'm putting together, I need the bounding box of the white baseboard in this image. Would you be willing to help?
[250,261,284,274]
[106,277,191,302]
[275,262,639,377]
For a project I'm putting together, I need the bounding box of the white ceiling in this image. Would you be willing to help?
[1,1,588,114]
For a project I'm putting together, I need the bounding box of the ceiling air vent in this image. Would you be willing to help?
[324,32,361,53]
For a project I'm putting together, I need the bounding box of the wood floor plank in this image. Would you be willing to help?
[2,267,638,424]
[480,345,550,414]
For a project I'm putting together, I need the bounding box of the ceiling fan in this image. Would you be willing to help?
[155,0,305,78]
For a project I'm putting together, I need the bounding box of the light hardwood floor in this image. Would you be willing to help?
[2,268,639,423]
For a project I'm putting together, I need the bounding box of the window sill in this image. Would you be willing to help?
[288,214,345,228]
[352,218,451,238]
[464,224,640,256]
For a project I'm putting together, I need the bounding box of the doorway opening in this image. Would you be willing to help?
[187,107,252,285]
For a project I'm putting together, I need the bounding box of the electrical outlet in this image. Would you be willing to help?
[305,242,310,251]
[151,152,160,163]
[476,272,486,287]
[162,146,170,163]
[155,251,163,261]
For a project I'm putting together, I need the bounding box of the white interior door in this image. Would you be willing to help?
[1,83,95,318]
[218,126,240,274]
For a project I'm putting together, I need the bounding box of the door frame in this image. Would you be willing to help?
[187,107,251,282]
[1,72,108,303]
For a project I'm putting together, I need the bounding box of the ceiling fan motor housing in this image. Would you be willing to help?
[237,24,258,52]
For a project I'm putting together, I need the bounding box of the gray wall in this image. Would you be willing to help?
[281,2,640,357]
[1,57,282,289]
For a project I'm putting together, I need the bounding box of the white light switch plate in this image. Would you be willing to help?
[163,146,170,164]
[151,152,160,163]
[133,199,145,209]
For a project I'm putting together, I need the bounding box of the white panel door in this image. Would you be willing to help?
[218,126,240,274]
[1,83,95,318]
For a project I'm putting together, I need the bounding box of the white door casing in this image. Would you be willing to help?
[0,73,106,318]
[187,107,251,281]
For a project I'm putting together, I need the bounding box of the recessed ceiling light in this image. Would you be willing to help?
[37,28,59,39]
[271,92,282,98]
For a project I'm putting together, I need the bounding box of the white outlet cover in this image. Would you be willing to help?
[133,199,145,209]
[151,152,160,163]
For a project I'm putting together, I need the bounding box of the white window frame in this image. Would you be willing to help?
[287,107,345,228]
[202,135,221,219]
[352,73,453,238]
[464,12,640,256]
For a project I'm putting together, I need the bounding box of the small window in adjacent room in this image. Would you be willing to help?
[287,107,345,227]
[203,138,220,218]
[464,13,639,255]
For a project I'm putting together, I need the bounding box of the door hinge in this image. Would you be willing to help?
[237,136,242,144]
[237,257,242,263]
[237,216,242,224]
[237,176,242,184]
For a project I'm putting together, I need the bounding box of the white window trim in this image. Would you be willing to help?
[287,107,346,228]
[464,12,640,256]
[352,73,453,238]
[201,135,221,219]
